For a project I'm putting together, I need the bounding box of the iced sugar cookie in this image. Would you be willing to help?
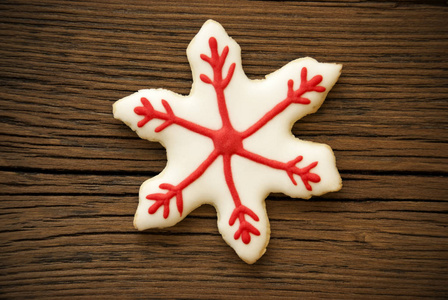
[113,20,342,264]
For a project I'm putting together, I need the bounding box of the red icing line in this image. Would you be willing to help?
[237,149,320,191]
[134,98,215,137]
[223,154,260,244]
[146,150,219,218]
[134,36,326,244]
[241,66,325,138]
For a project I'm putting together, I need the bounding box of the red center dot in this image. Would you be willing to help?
[213,127,243,155]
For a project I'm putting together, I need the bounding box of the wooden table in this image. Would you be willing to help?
[1,0,447,298]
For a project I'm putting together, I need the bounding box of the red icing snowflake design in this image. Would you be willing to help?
[113,20,342,263]
[134,38,323,242]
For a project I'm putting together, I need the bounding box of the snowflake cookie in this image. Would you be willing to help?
[113,20,342,264]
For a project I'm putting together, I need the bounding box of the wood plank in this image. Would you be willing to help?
[1,195,447,298]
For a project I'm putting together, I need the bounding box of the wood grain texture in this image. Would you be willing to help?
[1,0,447,298]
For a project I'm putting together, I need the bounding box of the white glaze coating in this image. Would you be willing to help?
[113,20,342,264]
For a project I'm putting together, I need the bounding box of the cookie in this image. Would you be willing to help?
[113,20,342,264]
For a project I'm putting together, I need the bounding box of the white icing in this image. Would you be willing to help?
[113,19,342,264]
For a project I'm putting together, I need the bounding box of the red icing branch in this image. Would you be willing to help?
[238,149,320,191]
[200,37,236,127]
[146,183,182,219]
[229,205,260,244]
[223,154,260,244]
[146,150,220,218]
[134,97,215,137]
[241,67,326,139]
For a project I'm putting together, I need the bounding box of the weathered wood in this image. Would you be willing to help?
[1,194,447,298]
[1,0,447,298]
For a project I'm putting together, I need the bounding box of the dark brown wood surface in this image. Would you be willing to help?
[1,0,447,298]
